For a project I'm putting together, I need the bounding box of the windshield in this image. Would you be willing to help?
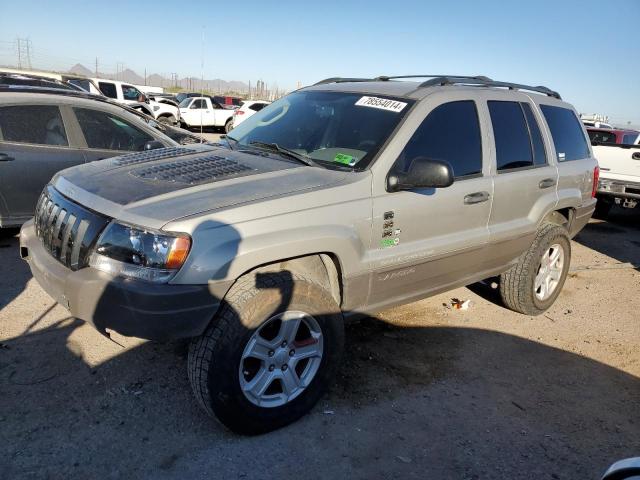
[178,98,193,108]
[227,90,413,169]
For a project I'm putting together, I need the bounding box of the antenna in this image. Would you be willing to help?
[199,26,205,143]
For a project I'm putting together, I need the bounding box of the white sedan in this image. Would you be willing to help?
[229,100,271,131]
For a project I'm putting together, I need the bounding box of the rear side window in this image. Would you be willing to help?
[249,103,266,112]
[397,100,482,178]
[488,101,533,170]
[588,130,617,144]
[622,133,638,145]
[74,108,154,151]
[99,82,118,99]
[540,105,590,161]
[0,105,68,146]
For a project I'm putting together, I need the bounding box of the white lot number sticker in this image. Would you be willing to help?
[355,96,407,113]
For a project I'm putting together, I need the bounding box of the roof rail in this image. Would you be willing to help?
[419,76,561,99]
[374,74,493,82]
[313,77,376,86]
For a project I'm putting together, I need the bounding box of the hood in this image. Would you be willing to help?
[52,145,347,229]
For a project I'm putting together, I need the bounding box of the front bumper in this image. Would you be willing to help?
[20,220,219,341]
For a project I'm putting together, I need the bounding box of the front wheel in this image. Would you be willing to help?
[158,114,176,126]
[188,271,344,434]
[500,223,571,316]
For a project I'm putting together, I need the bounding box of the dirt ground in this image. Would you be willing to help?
[0,204,638,479]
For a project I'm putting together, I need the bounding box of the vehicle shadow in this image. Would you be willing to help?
[573,208,640,271]
[0,229,31,313]
[1,270,637,480]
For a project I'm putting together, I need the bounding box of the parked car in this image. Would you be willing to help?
[591,135,640,216]
[0,87,179,228]
[229,100,270,131]
[20,74,597,434]
[178,96,235,131]
[92,78,180,125]
[587,127,639,145]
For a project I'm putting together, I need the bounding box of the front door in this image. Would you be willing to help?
[0,104,85,224]
[367,98,494,310]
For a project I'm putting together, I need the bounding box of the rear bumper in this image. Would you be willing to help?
[597,178,640,200]
[569,198,597,237]
[20,220,219,341]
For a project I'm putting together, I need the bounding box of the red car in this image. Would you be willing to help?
[587,127,639,145]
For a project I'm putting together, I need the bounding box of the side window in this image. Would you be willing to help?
[540,105,590,161]
[622,133,638,145]
[74,108,154,151]
[99,82,118,99]
[122,85,141,101]
[588,130,616,144]
[521,103,547,166]
[190,99,205,109]
[250,103,266,112]
[396,100,482,178]
[0,105,68,146]
[488,101,533,171]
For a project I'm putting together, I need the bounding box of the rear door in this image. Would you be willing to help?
[70,106,159,162]
[484,95,559,267]
[0,103,85,223]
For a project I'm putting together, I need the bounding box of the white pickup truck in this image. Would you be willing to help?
[592,135,640,216]
[178,96,235,131]
[92,78,180,125]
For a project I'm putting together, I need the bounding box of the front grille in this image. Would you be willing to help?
[34,186,110,270]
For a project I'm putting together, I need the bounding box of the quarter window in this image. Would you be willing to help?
[0,105,68,146]
[540,105,590,161]
[521,103,547,166]
[488,101,533,171]
[74,108,154,151]
[396,101,483,178]
[249,103,266,112]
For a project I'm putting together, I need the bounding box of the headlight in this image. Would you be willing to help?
[153,105,160,111]
[89,222,191,283]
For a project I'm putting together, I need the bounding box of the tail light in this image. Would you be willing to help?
[234,110,245,116]
[592,165,599,198]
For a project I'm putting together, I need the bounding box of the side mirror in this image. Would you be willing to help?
[387,157,454,192]
[144,140,164,151]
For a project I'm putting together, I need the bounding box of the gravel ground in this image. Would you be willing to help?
[0,201,638,479]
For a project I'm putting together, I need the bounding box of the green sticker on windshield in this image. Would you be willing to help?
[334,153,354,165]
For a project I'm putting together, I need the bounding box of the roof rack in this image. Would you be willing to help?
[418,76,561,99]
[313,77,376,86]
[313,74,561,99]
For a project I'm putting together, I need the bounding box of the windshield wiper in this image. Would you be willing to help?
[249,141,317,167]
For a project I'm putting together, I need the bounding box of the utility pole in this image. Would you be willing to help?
[144,68,147,85]
[15,37,32,69]
[95,57,98,76]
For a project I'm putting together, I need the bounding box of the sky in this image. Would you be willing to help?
[1,0,639,126]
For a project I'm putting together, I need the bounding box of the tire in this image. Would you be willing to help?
[593,198,613,219]
[500,223,571,316]
[224,119,233,133]
[188,271,344,434]
[158,114,176,126]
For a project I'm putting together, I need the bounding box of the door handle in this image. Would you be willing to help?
[464,191,490,204]
[0,153,14,162]
[632,152,640,160]
[538,178,556,189]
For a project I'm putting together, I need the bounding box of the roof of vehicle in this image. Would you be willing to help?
[241,100,270,105]
[587,127,638,135]
[305,75,563,101]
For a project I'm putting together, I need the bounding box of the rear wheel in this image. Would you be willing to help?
[500,223,571,316]
[188,271,344,434]
[224,119,233,133]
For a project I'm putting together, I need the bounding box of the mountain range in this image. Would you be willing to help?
[68,63,250,93]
